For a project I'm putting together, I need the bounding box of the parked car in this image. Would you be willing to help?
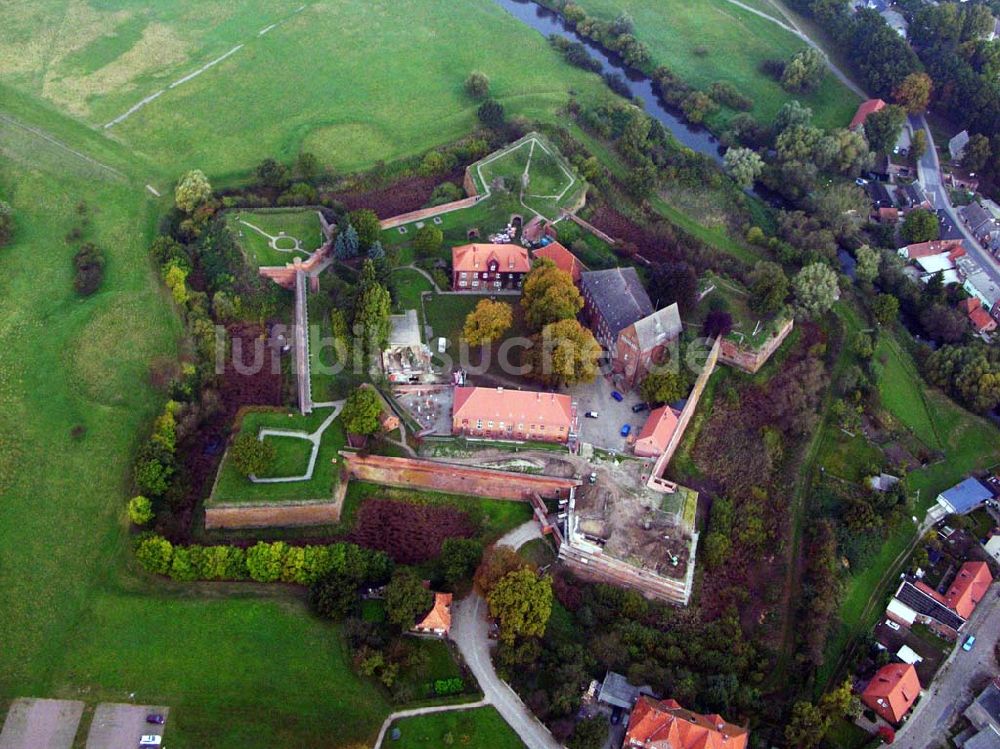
[631,402,649,413]
[588,472,597,484]
[963,635,976,651]
[584,411,599,418]
[620,424,631,437]
[139,736,162,748]
[146,715,165,725]
[855,177,869,186]
[611,390,624,402]
[885,620,900,631]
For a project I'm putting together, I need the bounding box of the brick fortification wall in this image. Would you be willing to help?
[341,453,578,500]
[719,318,794,374]
[258,245,331,289]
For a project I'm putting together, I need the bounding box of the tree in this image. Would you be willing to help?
[465,71,490,98]
[854,245,880,284]
[174,170,212,214]
[349,209,381,250]
[487,568,553,644]
[703,310,733,338]
[962,133,992,173]
[474,546,529,594]
[73,242,106,296]
[792,263,839,320]
[567,717,607,749]
[872,293,899,327]
[776,124,823,163]
[701,532,731,570]
[355,259,392,356]
[911,129,927,160]
[127,495,153,525]
[335,224,360,259]
[815,128,871,175]
[749,261,789,315]
[439,538,483,587]
[367,240,385,260]
[925,344,1000,412]
[723,147,764,188]
[775,100,813,133]
[784,700,829,749]
[640,371,689,405]
[295,151,319,181]
[863,105,906,155]
[413,224,443,260]
[920,304,968,343]
[523,319,601,387]
[342,386,382,436]
[135,535,174,575]
[521,259,583,331]
[385,567,433,629]
[231,433,276,477]
[310,571,360,620]
[477,99,505,129]
[781,48,825,93]
[893,72,933,114]
[462,299,513,346]
[256,158,290,189]
[649,262,698,316]
[901,209,940,244]
[0,200,13,246]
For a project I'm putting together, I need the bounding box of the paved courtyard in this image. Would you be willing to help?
[0,698,84,749]
[85,703,169,749]
[569,374,648,451]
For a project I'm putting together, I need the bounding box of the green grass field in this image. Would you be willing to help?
[387,706,526,749]
[422,292,530,373]
[393,268,435,313]
[209,407,345,504]
[569,0,859,130]
[229,209,324,267]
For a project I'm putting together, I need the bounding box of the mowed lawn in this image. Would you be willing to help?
[230,209,324,267]
[388,706,526,749]
[6,0,614,179]
[569,0,860,129]
[0,107,390,745]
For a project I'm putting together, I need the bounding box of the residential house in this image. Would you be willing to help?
[869,473,901,492]
[964,727,1000,749]
[451,243,531,291]
[950,130,971,162]
[451,386,574,443]
[962,203,999,243]
[898,240,964,261]
[531,241,587,284]
[624,696,749,749]
[942,561,993,618]
[633,406,682,459]
[958,256,1000,316]
[412,591,452,636]
[876,206,900,224]
[965,678,1000,738]
[896,182,931,212]
[614,304,684,389]
[959,298,998,334]
[886,579,966,638]
[861,663,921,724]
[850,99,886,131]
[937,477,995,515]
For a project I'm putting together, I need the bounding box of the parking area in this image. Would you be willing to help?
[569,375,648,451]
[0,698,84,749]
[84,704,169,749]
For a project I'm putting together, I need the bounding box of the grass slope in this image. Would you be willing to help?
[388,706,526,749]
[568,0,859,129]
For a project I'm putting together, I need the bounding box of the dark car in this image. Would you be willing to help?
[631,402,649,413]
[584,410,599,418]
[146,715,165,725]
[611,390,624,402]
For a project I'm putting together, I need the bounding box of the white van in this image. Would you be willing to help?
[139,736,162,748]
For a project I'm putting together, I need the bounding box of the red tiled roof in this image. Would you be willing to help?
[633,406,681,458]
[452,387,573,431]
[959,298,982,313]
[532,242,587,284]
[944,561,993,618]
[861,663,921,724]
[903,240,964,260]
[851,99,887,130]
[452,243,531,274]
[878,207,899,223]
[969,306,997,333]
[414,592,452,634]
[625,696,748,749]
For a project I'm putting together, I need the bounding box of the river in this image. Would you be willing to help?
[489,0,725,164]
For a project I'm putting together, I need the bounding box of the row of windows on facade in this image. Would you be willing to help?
[457,271,523,279]
[460,419,564,432]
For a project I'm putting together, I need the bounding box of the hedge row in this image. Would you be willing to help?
[135,535,391,586]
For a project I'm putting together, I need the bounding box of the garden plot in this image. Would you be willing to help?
[229,210,325,267]
[471,133,585,220]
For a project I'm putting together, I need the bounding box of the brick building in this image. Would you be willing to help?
[625,696,748,749]
[531,241,587,284]
[451,243,531,291]
[451,386,574,443]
